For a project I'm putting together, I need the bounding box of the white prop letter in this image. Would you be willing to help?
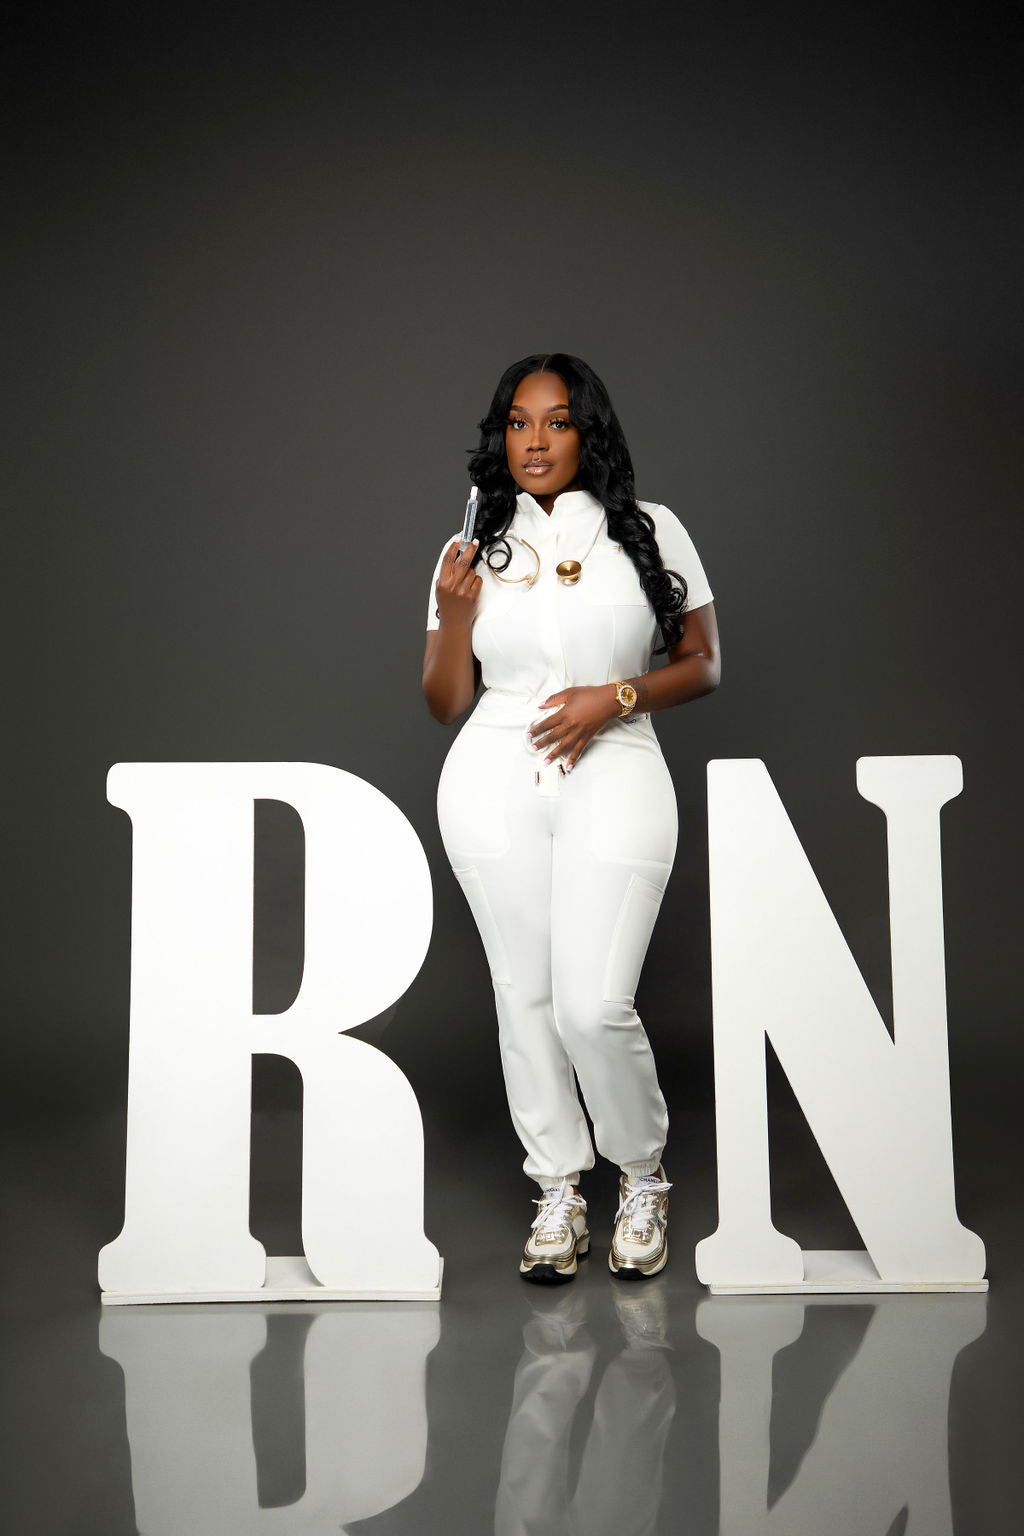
[695,757,986,1292]
[98,762,440,1300]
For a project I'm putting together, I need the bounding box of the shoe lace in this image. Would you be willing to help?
[531,1180,585,1238]
[615,1176,672,1240]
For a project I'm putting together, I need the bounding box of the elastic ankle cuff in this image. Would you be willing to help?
[621,1159,662,1181]
[534,1173,582,1192]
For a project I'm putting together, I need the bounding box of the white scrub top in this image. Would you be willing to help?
[426,489,713,701]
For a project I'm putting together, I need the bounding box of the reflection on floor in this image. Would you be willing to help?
[98,1287,986,1535]
[495,1285,675,1535]
[2,1118,1020,1534]
[102,1305,439,1531]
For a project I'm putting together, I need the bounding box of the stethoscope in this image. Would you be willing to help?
[486,519,610,589]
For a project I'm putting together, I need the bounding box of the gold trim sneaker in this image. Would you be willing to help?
[520,1181,590,1284]
[608,1170,672,1279]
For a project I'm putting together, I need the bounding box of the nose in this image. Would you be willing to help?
[527,421,547,450]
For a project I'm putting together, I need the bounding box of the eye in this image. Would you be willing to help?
[549,417,571,431]
[506,418,526,430]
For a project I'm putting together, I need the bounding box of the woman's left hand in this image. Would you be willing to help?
[529,686,619,772]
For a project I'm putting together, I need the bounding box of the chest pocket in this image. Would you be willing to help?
[578,547,650,607]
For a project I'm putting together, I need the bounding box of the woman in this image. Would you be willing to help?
[422,354,720,1282]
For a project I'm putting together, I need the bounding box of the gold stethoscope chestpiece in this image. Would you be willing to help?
[556,560,583,586]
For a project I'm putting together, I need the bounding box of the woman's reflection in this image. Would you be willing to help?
[495,1284,676,1536]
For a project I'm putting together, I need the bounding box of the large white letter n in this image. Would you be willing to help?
[695,757,986,1292]
[98,763,439,1298]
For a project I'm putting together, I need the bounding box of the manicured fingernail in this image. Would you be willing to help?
[565,762,574,773]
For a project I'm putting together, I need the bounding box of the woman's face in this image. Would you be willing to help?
[504,371,581,510]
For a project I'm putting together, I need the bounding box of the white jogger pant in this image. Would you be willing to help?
[438,689,676,1188]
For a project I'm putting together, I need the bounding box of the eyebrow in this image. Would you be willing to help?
[508,404,570,414]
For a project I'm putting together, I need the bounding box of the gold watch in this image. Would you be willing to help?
[613,681,638,717]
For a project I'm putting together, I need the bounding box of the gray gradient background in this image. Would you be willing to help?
[2,7,1023,1527]
[7,1,1021,1174]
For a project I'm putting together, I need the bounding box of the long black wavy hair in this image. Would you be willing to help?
[466,353,688,651]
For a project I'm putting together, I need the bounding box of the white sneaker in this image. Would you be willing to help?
[520,1181,589,1284]
[608,1170,671,1279]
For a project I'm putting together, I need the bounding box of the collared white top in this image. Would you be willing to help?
[426,489,713,703]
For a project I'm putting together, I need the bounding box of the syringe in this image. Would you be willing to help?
[459,485,479,553]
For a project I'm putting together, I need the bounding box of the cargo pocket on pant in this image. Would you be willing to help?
[601,874,666,1005]
[452,865,512,987]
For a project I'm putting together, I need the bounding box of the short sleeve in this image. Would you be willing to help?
[425,534,461,630]
[644,503,714,612]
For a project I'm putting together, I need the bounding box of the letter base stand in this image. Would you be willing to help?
[706,1249,987,1296]
[101,1254,443,1306]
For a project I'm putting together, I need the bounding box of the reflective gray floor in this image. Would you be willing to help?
[3,1111,1021,1534]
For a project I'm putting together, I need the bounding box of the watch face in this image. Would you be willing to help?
[619,685,637,710]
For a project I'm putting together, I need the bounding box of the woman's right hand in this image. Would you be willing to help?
[423,538,483,724]
[434,538,482,628]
